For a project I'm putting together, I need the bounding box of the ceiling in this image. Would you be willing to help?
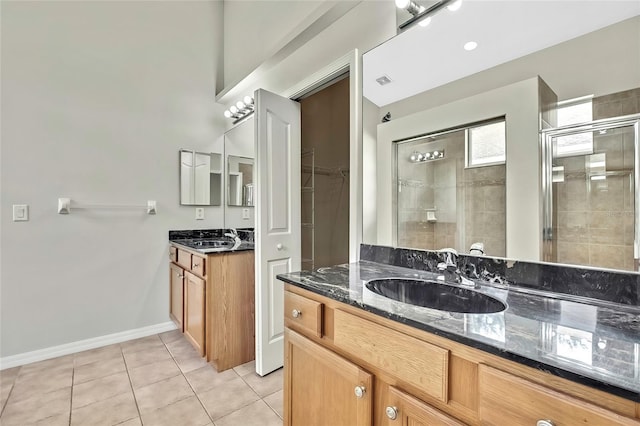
[363,0,640,107]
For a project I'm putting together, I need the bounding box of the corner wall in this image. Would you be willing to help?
[0,1,225,358]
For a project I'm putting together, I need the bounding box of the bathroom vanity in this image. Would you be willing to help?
[278,245,640,425]
[169,229,255,371]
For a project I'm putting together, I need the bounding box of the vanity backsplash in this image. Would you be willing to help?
[360,244,640,307]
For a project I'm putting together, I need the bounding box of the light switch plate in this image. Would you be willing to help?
[242,208,250,219]
[13,204,29,221]
[195,207,205,220]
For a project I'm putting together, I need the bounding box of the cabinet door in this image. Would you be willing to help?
[169,263,184,332]
[284,329,372,426]
[184,271,205,356]
[383,386,465,426]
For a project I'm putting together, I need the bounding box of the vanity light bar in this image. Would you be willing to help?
[224,95,255,123]
[409,149,445,163]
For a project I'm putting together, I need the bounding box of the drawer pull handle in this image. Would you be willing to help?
[537,421,555,426]
[385,406,398,420]
[354,386,366,399]
[292,309,302,318]
[177,274,184,278]
[193,263,200,268]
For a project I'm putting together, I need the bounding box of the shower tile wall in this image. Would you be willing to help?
[396,131,506,256]
[554,88,638,271]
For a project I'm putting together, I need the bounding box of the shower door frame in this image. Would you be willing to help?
[540,113,640,269]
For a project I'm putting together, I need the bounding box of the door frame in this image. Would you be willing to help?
[284,49,363,263]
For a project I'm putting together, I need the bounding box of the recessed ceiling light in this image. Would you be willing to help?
[376,75,393,86]
[418,16,432,27]
[464,41,478,51]
[447,0,462,11]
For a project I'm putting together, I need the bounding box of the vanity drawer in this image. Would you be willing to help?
[284,291,323,338]
[191,255,205,277]
[169,246,177,263]
[333,309,449,403]
[479,365,638,425]
[176,249,192,270]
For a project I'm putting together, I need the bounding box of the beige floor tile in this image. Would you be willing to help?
[263,389,284,419]
[166,339,200,359]
[232,360,255,377]
[129,358,181,389]
[133,374,194,414]
[173,353,210,374]
[213,400,282,426]
[1,382,13,412]
[116,417,142,425]
[0,367,21,387]
[184,365,238,394]
[198,376,260,420]
[74,355,126,385]
[242,368,283,398]
[31,412,71,426]
[121,335,164,355]
[72,371,131,409]
[70,391,138,426]
[141,395,210,426]
[18,355,74,376]
[11,367,73,398]
[124,345,172,369]
[0,386,70,425]
[74,344,122,367]
[159,329,183,344]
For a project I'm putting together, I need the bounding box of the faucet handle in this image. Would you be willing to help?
[437,262,448,271]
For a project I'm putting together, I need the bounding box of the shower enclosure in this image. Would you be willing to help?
[394,119,507,257]
[542,114,640,272]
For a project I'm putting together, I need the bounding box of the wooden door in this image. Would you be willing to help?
[284,329,372,426]
[382,386,464,426]
[254,88,301,375]
[184,271,205,356]
[169,263,184,331]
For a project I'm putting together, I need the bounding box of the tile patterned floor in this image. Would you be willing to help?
[0,331,283,426]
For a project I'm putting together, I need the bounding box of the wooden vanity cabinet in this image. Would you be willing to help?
[169,262,184,331]
[284,285,640,426]
[169,244,255,371]
[184,271,206,356]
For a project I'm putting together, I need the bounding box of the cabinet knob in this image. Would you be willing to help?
[276,243,283,251]
[385,406,398,420]
[177,274,184,278]
[354,386,366,399]
[193,263,200,268]
[292,309,302,318]
[537,421,555,426]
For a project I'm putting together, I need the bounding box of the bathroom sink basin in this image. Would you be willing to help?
[365,278,506,314]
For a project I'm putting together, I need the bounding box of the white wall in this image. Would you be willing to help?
[223,0,326,89]
[0,1,225,358]
[376,78,542,262]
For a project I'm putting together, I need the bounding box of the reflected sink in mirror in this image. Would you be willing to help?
[190,239,235,249]
[365,278,506,314]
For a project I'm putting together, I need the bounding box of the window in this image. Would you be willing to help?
[467,120,506,167]
[555,96,593,158]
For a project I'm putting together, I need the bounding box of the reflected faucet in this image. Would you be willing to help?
[436,248,477,288]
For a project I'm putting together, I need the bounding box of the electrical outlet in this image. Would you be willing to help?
[195,207,205,220]
[242,208,250,219]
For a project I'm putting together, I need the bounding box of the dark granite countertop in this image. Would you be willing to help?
[169,228,254,254]
[278,260,640,402]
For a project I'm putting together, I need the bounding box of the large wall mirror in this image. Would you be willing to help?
[362,1,640,273]
[180,150,222,206]
[227,155,254,207]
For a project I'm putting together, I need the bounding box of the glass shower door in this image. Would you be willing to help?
[542,116,639,272]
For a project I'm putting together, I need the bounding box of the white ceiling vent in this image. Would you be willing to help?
[375,75,393,86]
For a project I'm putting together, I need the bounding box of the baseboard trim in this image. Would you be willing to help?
[0,321,177,370]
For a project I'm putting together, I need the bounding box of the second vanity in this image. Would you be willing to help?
[169,228,255,371]
[278,245,640,425]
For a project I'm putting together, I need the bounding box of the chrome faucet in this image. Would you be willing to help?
[224,228,238,239]
[436,248,477,288]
